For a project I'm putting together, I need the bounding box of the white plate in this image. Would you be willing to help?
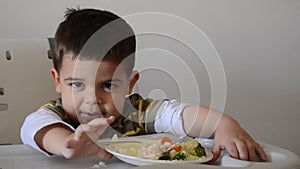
[105,141,213,166]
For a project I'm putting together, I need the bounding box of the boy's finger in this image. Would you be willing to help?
[106,115,115,124]
[211,144,221,162]
[88,116,115,127]
[235,140,248,160]
[226,142,239,159]
[64,139,78,149]
[255,143,268,162]
[81,116,115,141]
[96,148,113,159]
[88,118,109,127]
[246,141,256,161]
[74,124,88,140]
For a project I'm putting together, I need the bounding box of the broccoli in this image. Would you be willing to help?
[190,144,206,157]
[158,141,206,161]
[173,151,186,160]
[158,150,187,160]
[158,151,171,160]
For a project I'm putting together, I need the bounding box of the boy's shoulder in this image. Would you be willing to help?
[121,94,168,123]
[39,98,79,128]
[126,93,167,113]
[107,94,167,137]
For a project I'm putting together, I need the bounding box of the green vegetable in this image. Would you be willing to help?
[173,151,186,160]
[190,144,206,157]
[158,150,187,160]
[158,150,171,160]
[158,141,206,161]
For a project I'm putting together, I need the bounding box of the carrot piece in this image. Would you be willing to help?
[170,145,182,152]
[160,137,173,145]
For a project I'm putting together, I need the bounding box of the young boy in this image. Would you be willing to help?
[21,8,267,162]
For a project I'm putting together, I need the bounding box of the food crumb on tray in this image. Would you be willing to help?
[92,161,107,168]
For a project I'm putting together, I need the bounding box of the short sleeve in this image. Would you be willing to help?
[20,108,75,156]
[154,100,189,136]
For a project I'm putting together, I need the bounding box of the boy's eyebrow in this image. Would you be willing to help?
[100,79,123,83]
[64,77,123,83]
[64,77,84,81]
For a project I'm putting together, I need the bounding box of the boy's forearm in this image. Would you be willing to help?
[182,106,208,137]
[182,106,237,138]
[182,106,267,162]
[35,123,73,156]
[35,117,115,159]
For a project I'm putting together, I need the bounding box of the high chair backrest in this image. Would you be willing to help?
[0,39,58,144]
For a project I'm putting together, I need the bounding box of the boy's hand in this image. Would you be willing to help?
[61,116,115,159]
[211,116,267,162]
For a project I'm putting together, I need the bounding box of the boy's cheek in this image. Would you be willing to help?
[106,102,124,118]
[111,97,125,111]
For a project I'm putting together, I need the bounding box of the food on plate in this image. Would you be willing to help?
[160,136,173,145]
[106,136,207,161]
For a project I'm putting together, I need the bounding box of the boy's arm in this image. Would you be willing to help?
[182,106,267,162]
[34,116,115,159]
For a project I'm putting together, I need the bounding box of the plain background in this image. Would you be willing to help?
[0,0,299,156]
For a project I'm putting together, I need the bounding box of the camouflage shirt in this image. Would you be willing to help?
[40,93,166,138]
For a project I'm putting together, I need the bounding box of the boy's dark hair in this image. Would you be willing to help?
[53,8,136,75]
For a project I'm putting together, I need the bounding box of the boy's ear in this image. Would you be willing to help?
[50,68,61,93]
[127,71,139,95]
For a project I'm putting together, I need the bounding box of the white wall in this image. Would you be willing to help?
[0,0,299,156]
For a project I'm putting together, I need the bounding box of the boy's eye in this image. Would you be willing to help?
[103,82,117,90]
[70,82,84,88]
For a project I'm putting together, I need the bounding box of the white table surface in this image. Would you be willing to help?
[0,133,218,169]
[0,144,134,169]
[0,144,223,169]
[3,134,297,169]
[0,133,222,169]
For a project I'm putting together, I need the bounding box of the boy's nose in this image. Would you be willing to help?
[83,89,98,104]
[84,91,103,105]
[85,96,97,104]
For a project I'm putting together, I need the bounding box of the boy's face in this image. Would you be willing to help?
[51,54,139,123]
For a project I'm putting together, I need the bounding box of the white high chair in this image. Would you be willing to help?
[0,39,58,144]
